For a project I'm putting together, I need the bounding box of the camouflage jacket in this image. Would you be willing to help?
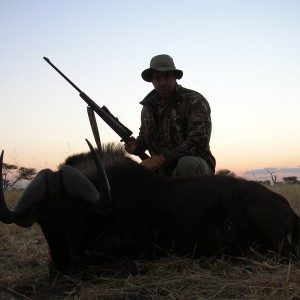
[136,84,216,173]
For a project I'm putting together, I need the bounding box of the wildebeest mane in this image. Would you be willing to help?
[62,142,137,177]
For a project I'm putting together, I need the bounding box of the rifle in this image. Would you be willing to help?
[43,57,149,160]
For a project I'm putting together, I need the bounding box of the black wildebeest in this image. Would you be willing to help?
[1,141,300,273]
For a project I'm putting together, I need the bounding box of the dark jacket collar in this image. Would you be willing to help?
[140,84,182,106]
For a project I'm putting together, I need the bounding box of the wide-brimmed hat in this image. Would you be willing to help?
[141,54,183,82]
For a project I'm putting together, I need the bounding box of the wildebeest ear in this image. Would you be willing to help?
[61,165,100,204]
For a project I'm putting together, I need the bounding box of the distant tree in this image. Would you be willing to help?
[263,180,271,185]
[2,162,37,190]
[282,176,298,184]
[257,180,271,185]
[2,163,17,190]
[266,169,277,186]
[216,169,237,177]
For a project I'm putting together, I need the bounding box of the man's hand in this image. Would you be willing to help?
[125,137,138,154]
[140,154,165,170]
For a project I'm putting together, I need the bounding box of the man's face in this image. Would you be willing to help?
[151,71,176,99]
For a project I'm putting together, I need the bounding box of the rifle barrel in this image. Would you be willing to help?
[43,56,150,160]
[43,56,132,142]
[43,57,82,93]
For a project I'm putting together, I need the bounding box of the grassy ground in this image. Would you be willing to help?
[1,185,300,299]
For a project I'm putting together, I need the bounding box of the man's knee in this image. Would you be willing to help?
[172,156,213,177]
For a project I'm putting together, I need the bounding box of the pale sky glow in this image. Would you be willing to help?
[1,0,300,180]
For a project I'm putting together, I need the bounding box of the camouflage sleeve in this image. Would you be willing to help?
[135,135,148,154]
[134,108,149,154]
[164,95,212,167]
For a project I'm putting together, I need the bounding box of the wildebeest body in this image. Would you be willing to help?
[62,153,299,265]
[1,145,299,272]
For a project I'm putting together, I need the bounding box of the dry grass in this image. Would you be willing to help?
[1,186,300,299]
[268,183,300,214]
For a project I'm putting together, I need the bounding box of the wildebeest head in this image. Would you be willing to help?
[0,140,112,226]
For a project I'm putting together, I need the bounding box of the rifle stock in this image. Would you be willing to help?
[43,57,149,160]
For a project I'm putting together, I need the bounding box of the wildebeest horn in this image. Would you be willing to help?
[12,165,106,223]
[85,139,112,212]
[60,165,100,204]
[61,140,111,212]
[0,150,50,227]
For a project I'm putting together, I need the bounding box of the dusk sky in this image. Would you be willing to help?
[1,1,299,180]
